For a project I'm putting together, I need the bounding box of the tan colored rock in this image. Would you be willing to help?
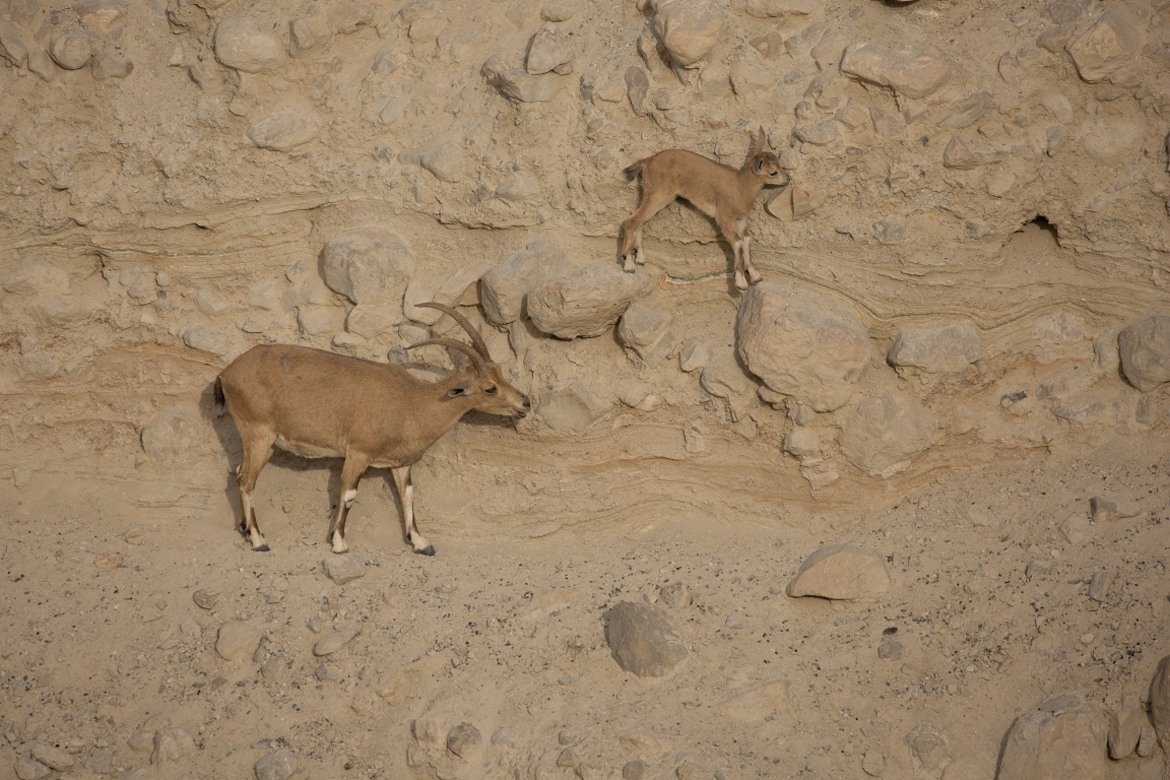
[839,385,937,477]
[216,621,262,661]
[320,231,414,306]
[49,32,91,70]
[1118,315,1170,392]
[787,544,890,600]
[841,42,951,99]
[888,320,982,373]
[248,104,322,151]
[650,0,725,69]
[255,749,303,780]
[312,622,361,656]
[618,298,672,359]
[1065,7,1141,83]
[736,281,871,412]
[214,17,287,73]
[604,601,688,677]
[1107,692,1149,760]
[1152,654,1170,750]
[536,380,610,433]
[526,25,572,75]
[0,18,29,66]
[997,695,1109,779]
[480,238,566,326]
[527,265,659,339]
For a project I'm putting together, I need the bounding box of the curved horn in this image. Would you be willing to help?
[416,301,491,359]
[407,338,487,374]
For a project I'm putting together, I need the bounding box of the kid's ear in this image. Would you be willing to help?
[448,382,471,397]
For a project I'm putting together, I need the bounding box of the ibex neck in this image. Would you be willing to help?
[736,169,766,206]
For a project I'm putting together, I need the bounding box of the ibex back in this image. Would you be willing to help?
[620,127,789,290]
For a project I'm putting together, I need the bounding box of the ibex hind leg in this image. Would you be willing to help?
[621,188,675,271]
[718,215,749,291]
[742,234,763,286]
[236,431,276,552]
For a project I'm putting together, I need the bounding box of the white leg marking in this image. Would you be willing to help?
[343,489,357,508]
[331,533,348,554]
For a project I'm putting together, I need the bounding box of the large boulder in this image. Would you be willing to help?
[838,384,937,477]
[649,0,725,70]
[320,231,414,306]
[888,320,982,373]
[840,42,951,99]
[527,266,659,339]
[479,238,566,325]
[1118,315,1170,392]
[604,601,688,677]
[997,695,1109,779]
[736,282,872,412]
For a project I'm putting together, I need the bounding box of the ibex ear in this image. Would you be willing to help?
[448,382,471,397]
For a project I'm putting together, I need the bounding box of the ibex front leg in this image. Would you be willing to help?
[392,466,434,556]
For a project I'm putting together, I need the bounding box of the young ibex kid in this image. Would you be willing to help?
[620,127,789,290]
[214,302,530,556]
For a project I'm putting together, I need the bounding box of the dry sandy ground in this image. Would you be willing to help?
[1,430,1167,779]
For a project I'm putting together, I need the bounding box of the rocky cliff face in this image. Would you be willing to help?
[1,0,1168,527]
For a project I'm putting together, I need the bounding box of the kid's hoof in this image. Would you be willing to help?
[417,545,436,556]
[253,544,271,553]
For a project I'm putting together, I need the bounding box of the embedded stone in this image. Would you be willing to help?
[214,16,287,73]
[650,0,725,69]
[604,601,688,677]
[841,42,951,99]
[888,320,982,373]
[1118,315,1170,392]
[838,385,937,477]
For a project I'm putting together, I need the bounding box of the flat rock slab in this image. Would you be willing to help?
[313,622,361,656]
[787,544,891,600]
[604,601,688,677]
[216,621,262,661]
[323,555,367,585]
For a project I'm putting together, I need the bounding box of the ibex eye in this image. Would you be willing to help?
[485,386,498,395]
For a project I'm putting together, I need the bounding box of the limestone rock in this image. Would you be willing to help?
[91,49,132,79]
[618,298,672,358]
[49,31,92,70]
[483,54,567,102]
[786,544,891,600]
[906,724,952,773]
[650,0,725,70]
[216,621,262,661]
[496,174,541,202]
[29,744,73,771]
[841,42,951,99]
[1107,693,1149,760]
[214,17,287,72]
[320,231,414,306]
[323,555,366,585]
[290,13,333,51]
[526,25,573,75]
[838,385,937,477]
[151,728,197,763]
[183,326,230,357]
[625,66,650,116]
[537,380,610,433]
[14,757,50,780]
[997,695,1109,779]
[1066,7,1141,83]
[888,320,982,373]
[247,104,323,151]
[419,143,465,183]
[1118,315,1170,392]
[1152,655,1170,750]
[736,281,871,412]
[604,601,688,677]
[313,622,361,656]
[480,238,566,325]
[942,136,1006,170]
[940,91,995,128]
[346,305,399,338]
[446,722,482,758]
[527,266,659,339]
[254,749,302,780]
[0,18,29,66]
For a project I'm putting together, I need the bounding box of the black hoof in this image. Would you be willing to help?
[254,544,271,553]
[417,545,436,556]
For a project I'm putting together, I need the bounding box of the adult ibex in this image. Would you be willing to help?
[214,302,530,556]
